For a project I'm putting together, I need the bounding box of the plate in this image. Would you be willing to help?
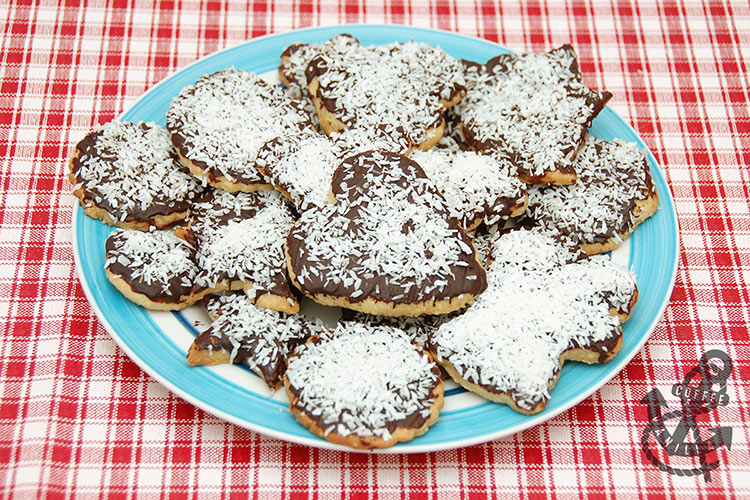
[72,25,679,453]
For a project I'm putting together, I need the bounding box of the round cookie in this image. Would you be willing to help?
[525,136,659,255]
[455,45,612,185]
[284,322,444,449]
[286,150,487,317]
[305,37,466,150]
[187,292,326,390]
[409,137,528,231]
[178,189,299,313]
[427,228,638,414]
[69,121,203,230]
[105,229,199,310]
[166,68,311,192]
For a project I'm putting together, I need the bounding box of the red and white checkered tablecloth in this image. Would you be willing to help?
[1,0,748,497]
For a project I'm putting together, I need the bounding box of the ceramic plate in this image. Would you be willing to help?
[73,25,679,453]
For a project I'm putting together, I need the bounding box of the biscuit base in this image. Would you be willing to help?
[175,148,273,193]
[186,343,283,390]
[308,77,461,151]
[190,279,300,315]
[462,193,529,233]
[286,244,479,317]
[438,332,623,415]
[68,156,189,230]
[580,190,660,255]
[105,269,197,311]
[284,374,444,449]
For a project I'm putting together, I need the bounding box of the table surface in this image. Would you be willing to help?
[1,0,748,497]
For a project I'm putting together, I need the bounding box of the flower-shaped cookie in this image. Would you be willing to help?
[410,137,527,231]
[105,229,199,310]
[286,150,487,316]
[455,45,612,185]
[427,228,638,414]
[525,136,659,254]
[69,121,203,229]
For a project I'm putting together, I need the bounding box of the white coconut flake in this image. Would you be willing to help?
[286,322,440,440]
[454,46,610,177]
[73,121,202,224]
[166,68,311,185]
[429,229,636,411]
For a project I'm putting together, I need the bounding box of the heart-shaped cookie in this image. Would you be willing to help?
[427,228,638,414]
[286,150,487,316]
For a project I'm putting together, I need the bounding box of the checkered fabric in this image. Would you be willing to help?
[1,0,748,497]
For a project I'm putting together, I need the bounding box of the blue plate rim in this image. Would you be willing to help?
[72,24,680,453]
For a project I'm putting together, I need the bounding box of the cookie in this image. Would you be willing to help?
[166,68,311,192]
[524,136,659,254]
[427,228,638,414]
[305,37,466,150]
[255,127,410,212]
[178,189,299,313]
[284,322,444,449]
[455,45,612,185]
[409,137,528,231]
[340,309,455,349]
[69,121,203,230]
[286,150,487,316]
[187,293,326,389]
[279,34,359,129]
[105,229,199,310]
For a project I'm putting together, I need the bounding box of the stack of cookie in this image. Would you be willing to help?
[69,35,658,449]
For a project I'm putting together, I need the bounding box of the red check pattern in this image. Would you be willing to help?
[1,0,749,497]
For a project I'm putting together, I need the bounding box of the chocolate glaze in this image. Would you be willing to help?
[193,325,286,388]
[287,151,488,305]
[73,126,198,223]
[286,334,442,435]
[105,233,195,302]
[524,141,655,244]
[187,190,296,299]
[304,38,464,144]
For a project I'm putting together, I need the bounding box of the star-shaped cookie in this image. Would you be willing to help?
[427,228,638,414]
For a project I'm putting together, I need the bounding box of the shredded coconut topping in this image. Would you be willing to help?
[525,136,656,244]
[286,322,440,440]
[72,121,202,223]
[308,38,465,145]
[199,293,326,388]
[166,68,311,185]
[255,127,409,212]
[189,189,295,293]
[342,311,454,348]
[287,150,486,304]
[105,229,198,298]
[455,45,610,177]
[409,137,526,229]
[429,229,636,411]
